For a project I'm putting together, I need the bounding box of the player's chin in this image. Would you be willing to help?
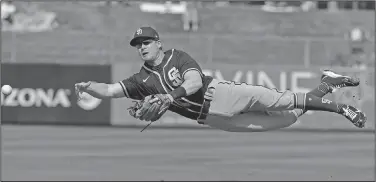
[141,56,153,62]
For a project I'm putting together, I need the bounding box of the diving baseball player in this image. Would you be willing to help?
[75,27,366,132]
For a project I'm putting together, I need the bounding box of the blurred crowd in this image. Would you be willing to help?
[259,1,375,12]
[331,25,374,69]
[334,26,374,69]
[1,0,374,68]
[1,0,58,32]
[1,0,15,26]
[3,1,374,31]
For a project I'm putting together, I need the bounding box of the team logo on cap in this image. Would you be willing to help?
[136,28,142,35]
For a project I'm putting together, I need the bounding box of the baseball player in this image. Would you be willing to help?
[75,27,367,132]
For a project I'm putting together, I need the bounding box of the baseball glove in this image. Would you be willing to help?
[128,94,173,122]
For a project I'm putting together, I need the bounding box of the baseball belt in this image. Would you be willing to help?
[197,79,218,124]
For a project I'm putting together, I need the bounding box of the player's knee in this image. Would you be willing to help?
[263,90,296,111]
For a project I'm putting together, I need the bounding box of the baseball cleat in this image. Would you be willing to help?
[340,105,366,128]
[321,70,360,93]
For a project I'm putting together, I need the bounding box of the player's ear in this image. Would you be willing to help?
[156,40,162,50]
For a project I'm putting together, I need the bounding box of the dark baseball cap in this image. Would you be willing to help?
[130,27,160,47]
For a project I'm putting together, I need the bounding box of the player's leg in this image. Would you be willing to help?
[294,69,361,117]
[266,70,366,128]
[244,70,343,131]
[208,70,366,128]
[248,69,365,131]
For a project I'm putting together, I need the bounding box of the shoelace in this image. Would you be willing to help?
[334,83,347,88]
[333,77,355,88]
[343,107,358,120]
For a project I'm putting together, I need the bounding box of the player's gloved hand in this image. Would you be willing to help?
[142,94,174,121]
[74,81,91,101]
[128,94,173,122]
[128,95,153,120]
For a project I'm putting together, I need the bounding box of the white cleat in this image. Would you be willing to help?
[321,70,360,93]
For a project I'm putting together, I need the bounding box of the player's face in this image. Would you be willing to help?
[135,39,161,62]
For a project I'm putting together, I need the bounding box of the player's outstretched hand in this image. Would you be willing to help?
[74,81,91,101]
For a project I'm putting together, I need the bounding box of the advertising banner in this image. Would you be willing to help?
[1,63,111,125]
[111,62,374,131]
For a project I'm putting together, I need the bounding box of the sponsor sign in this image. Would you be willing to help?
[1,63,111,125]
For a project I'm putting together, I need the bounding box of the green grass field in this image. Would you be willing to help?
[2,125,374,181]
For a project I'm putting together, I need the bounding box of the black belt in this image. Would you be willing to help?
[196,86,215,124]
[197,99,211,124]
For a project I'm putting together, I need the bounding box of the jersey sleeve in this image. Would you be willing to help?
[177,50,204,79]
[118,74,144,100]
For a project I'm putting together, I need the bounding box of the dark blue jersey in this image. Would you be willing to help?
[119,49,213,120]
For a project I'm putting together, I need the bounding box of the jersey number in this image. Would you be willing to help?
[168,67,183,87]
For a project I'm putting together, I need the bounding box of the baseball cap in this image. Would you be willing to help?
[130,27,160,47]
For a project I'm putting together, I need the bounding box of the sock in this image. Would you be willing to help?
[308,82,331,98]
[300,82,332,115]
[294,93,345,114]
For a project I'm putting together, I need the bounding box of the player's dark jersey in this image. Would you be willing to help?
[119,49,213,120]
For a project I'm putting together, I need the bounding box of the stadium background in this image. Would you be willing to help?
[1,1,375,181]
